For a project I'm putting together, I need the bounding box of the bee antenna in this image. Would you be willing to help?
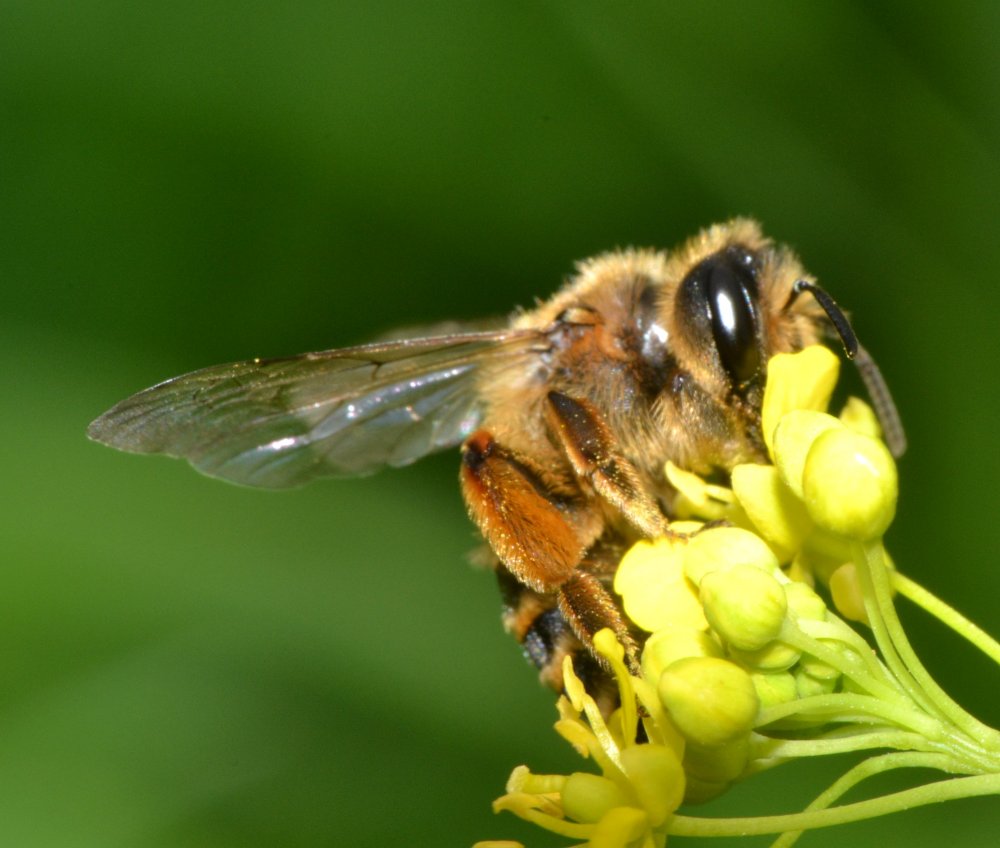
[792,280,858,358]
[790,279,907,458]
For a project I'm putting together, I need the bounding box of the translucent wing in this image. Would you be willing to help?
[88,329,544,488]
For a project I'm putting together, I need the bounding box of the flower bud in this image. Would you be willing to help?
[658,657,759,747]
[561,772,629,823]
[729,640,801,672]
[683,736,749,784]
[795,667,838,698]
[641,626,722,685]
[700,564,787,652]
[799,647,841,683]
[683,526,779,586]
[772,410,844,500]
[751,670,798,709]
[784,581,827,623]
[802,428,897,541]
[828,562,868,624]
[683,775,731,804]
[590,806,649,845]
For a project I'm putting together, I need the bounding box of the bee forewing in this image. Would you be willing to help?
[88,329,543,488]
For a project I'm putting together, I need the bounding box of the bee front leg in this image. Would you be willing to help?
[545,390,668,539]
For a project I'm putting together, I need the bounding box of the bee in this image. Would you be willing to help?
[88,220,904,704]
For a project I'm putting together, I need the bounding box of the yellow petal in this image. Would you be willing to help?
[762,346,840,457]
[615,539,707,633]
[731,463,812,560]
[840,396,882,440]
[620,744,685,826]
[665,461,732,521]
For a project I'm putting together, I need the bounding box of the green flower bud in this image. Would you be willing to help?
[795,667,838,698]
[773,410,844,499]
[620,744,685,827]
[658,657,759,747]
[641,626,722,686]
[784,581,827,622]
[561,772,629,823]
[683,775,731,804]
[799,648,841,683]
[729,639,801,672]
[828,562,867,623]
[683,526,779,586]
[700,564,787,652]
[751,670,798,709]
[802,428,898,540]
[683,736,750,784]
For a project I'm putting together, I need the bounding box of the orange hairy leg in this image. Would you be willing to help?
[460,428,642,675]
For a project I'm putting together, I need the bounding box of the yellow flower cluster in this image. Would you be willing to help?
[666,345,898,621]
[477,630,686,848]
[479,347,907,846]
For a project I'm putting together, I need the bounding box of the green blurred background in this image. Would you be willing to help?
[3,2,999,846]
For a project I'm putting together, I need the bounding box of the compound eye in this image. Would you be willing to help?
[678,248,762,390]
[707,259,760,388]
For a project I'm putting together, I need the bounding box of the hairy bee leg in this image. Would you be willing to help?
[545,391,669,539]
[460,429,593,593]
[558,571,641,675]
[496,567,620,712]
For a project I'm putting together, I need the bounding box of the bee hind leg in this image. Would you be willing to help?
[494,564,621,713]
[558,570,641,676]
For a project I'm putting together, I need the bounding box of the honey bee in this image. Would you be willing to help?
[89,220,904,703]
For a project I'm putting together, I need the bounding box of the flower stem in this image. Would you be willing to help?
[852,542,939,717]
[667,772,1000,838]
[767,751,984,848]
[856,541,1000,750]
[891,571,1000,667]
[779,619,904,705]
[751,729,959,765]
[757,691,945,740]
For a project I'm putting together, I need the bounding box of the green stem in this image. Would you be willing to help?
[892,571,1000,666]
[852,543,939,718]
[794,616,901,694]
[667,772,1000,838]
[779,619,904,705]
[751,729,959,765]
[757,692,945,740]
[856,541,1000,750]
[767,752,979,848]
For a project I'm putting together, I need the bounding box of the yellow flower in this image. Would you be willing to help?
[614,535,707,633]
[484,631,686,848]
